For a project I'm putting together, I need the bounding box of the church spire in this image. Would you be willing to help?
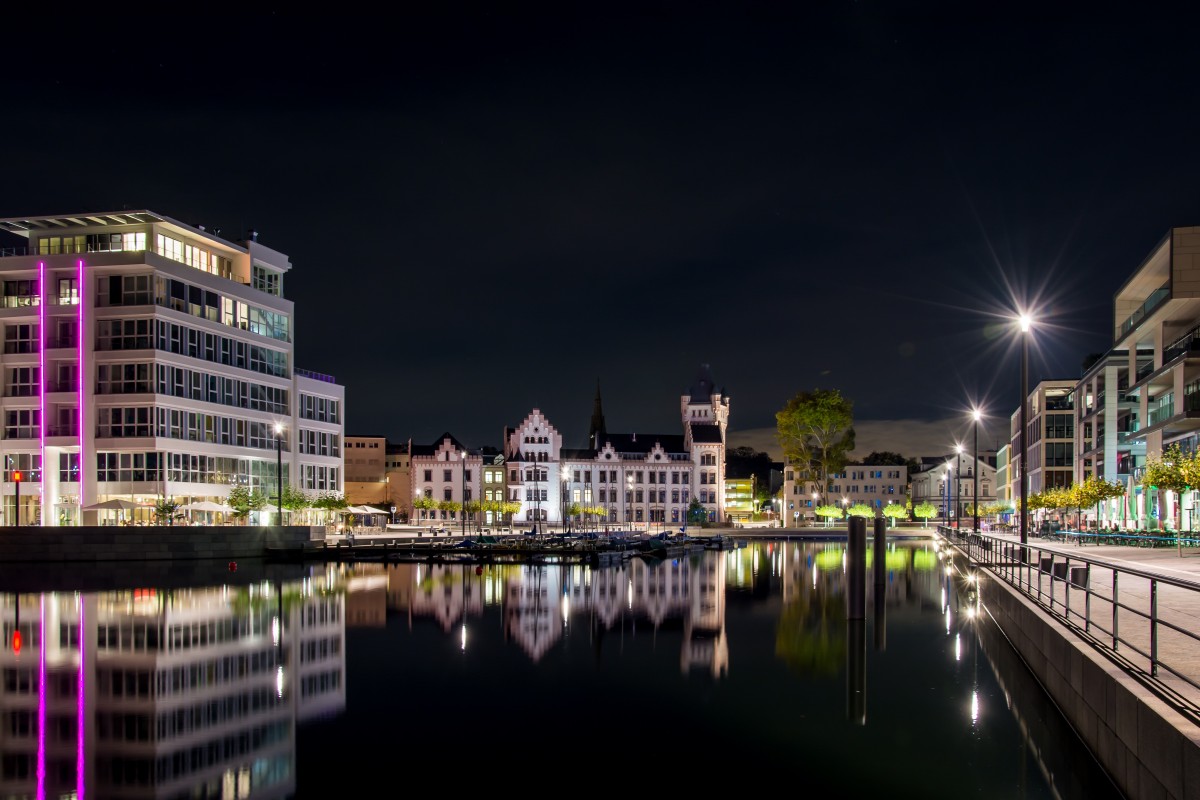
[588,379,607,449]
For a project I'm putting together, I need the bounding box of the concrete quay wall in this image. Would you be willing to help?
[0,525,324,563]
[980,570,1200,800]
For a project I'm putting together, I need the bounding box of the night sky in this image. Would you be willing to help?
[3,5,1199,460]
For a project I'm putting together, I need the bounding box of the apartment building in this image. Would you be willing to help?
[782,463,910,526]
[1008,379,1076,505]
[0,211,344,525]
[1074,350,1145,493]
[1111,226,1200,527]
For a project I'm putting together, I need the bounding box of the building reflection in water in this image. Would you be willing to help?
[0,577,346,799]
[0,543,941,798]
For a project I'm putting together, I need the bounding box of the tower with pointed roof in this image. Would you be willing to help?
[588,380,607,449]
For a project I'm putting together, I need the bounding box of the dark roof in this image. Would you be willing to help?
[687,363,717,402]
[411,431,467,457]
[689,424,723,444]
[561,448,595,460]
[600,432,687,454]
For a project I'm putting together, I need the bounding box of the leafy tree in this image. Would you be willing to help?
[913,502,938,527]
[1070,476,1125,530]
[227,486,267,524]
[814,504,844,527]
[861,451,907,466]
[687,497,707,526]
[776,389,854,508]
[847,503,874,519]
[311,492,348,511]
[154,497,182,526]
[281,484,310,513]
[1143,443,1196,530]
[882,503,907,527]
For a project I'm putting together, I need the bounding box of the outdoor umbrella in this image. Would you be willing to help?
[179,500,233,512]
[81,499,144,512]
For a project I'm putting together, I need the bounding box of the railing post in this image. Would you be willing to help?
[1150,579,1158,677]
[1112,570,1119,651]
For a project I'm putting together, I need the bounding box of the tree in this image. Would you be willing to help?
[687,497,707,526]
[913,502,938,527]
[861,451,906,466]
[281,485,310,514]
[882,503,907,527]
[1071,476,1125,530]
[815,504,844,527]
[776,388,855,508]
[154,497,182,526]
[227,486,267,525]
[847,503,874,519]
[1143,443,1195,531]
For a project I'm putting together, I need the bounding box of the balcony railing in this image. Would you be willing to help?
[296,368,337,384]
[45,426,79,437]
[0,244,147,258]
[1136,362,1156,381]
[1163,328,1200,363]
[1149,404,1175,425]
[1116,284,1170,340]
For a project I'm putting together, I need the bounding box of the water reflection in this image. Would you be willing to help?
[0,540,1121,798]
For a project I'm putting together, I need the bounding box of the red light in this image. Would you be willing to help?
[11,631,21,655]
[11,471,20,483]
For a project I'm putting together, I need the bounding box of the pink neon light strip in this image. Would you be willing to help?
[78,259,84,511]
[76,595,84,800]
[36,595,45,800]
[38,261,45,523]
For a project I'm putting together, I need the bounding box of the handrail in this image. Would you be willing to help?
[938,525,1200,702]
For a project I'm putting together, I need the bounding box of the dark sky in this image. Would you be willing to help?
[3,4,1199,457]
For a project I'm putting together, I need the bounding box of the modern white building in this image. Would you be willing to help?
[0,211,344,525]
[1108,225,1200,528]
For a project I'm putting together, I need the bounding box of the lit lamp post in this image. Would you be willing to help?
[954,443,964,528]
[274,422,284,524]
[1018,313,1033,548]
[561,470,570,534]
[971,408,982,533]
[842,496,849,525]
[626,475,634,530]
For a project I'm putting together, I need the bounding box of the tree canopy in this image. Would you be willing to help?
[861,451,905,466]
[776,388,855,502]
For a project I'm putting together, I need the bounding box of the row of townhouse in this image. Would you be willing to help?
[0,211,345,526]
[991,226,1200,530]
[348,365,731,529]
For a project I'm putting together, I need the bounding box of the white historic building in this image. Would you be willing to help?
[409,433,481,527]
[0,211,344,525]
[505,365,730,529]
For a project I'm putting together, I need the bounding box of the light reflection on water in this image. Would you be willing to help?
[0,540,1122,798]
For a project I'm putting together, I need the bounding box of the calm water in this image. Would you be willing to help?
[0,540,1122,799]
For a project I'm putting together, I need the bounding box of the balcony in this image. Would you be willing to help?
[1116,283,1170,341]
[1162,328,1200,363]
[1149,404,1175,426]
[45,425,79,438]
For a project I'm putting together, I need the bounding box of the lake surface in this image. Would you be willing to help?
[0,539,1122,798]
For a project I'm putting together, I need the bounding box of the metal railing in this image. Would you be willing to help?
[1117,284,1170,340]
[295,368,336,384]
[940,526,1200,700]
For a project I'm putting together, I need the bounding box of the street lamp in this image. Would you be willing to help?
[626,474,634,530]
[274,422,284,524]
[461,449,467,539]
[954,443,964,529]
[971,409,982,533]
[561,469,570,534]
[1018,312,1033,548]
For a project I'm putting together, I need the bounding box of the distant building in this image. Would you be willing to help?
[344,434,387,504]
[410,433,481,527]
[502,365,730,529]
